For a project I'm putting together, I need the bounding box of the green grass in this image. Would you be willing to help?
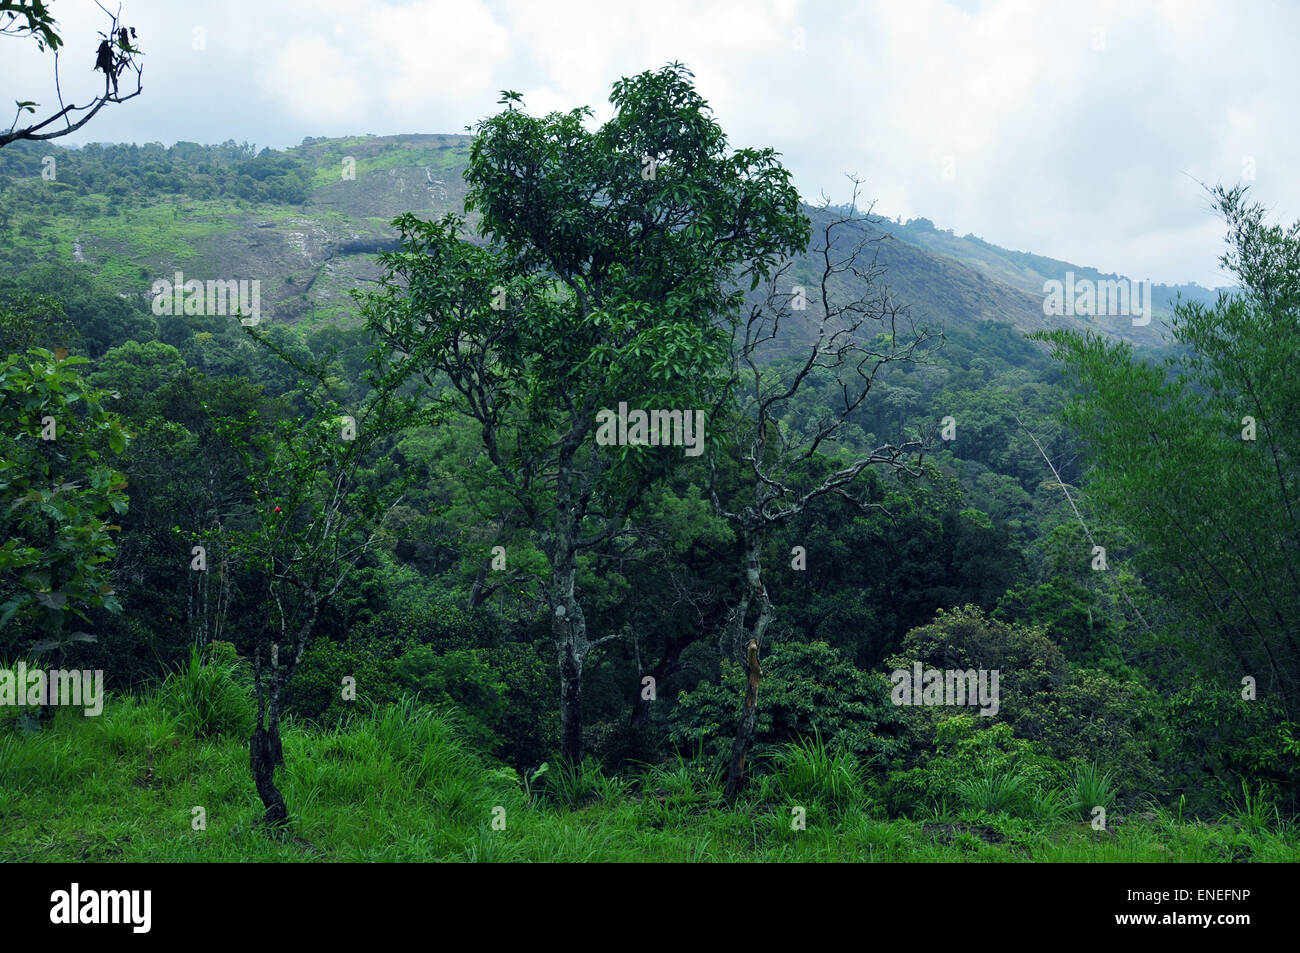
[1,693,1295,861]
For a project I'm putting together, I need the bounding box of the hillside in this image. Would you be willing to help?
[0,134,1213,347]
[872,215,1225,346]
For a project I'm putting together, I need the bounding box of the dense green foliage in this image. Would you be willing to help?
[0,73,1295,857]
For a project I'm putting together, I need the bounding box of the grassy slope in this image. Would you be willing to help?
[2,695,1293,862]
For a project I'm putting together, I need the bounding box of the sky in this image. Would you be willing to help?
[4,0,1296,288]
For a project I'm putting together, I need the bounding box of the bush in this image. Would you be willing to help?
[1013,669,1163,806]
[491,641,557,772]
[885,716,1061,819]
[284,628,557,769]
[886,605,1163,810]
[669,639,912,773]
[281,632,401,726]
[885,605,1067,734]
[1155,679,1299,818]
[393,646,504,753]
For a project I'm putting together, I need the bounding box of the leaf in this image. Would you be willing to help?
[34,589,67,611]
[0,599,22,630]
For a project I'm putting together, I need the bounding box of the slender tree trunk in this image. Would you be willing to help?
[467,562,489,609]
[551,438,596,767]
[631,637,689,727]
[552,548,587,766]
[724,536,772,801]
[724,678,760,801]
[558,636,584,765]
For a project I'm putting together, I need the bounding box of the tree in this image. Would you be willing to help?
[1037,183,1300,717]
[361,63,809,765]
[710,182,937,798]
[1,1,144,150]
[0,347,128,668]
[220,330,441,828]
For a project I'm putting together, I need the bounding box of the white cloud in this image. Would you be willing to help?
[1,0,1296,285]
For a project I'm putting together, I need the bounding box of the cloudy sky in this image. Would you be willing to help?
[5,0,1295,287]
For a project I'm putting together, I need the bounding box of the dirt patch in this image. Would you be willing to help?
[923,822,1004,844]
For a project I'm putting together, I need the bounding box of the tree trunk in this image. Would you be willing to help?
[552,551,588,766]
[631,637,689,727]
[466,563,488,609]
[558,638,584,765]
[724,537,771,801]
[250,636,294,831]
[725,699,759,801]
[250,723,287,829]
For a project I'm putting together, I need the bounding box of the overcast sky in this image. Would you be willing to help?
[5,0,1295,287]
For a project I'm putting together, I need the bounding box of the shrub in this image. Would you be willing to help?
[1156,680,1299,817]
[393,646,504,753]
[1014,669,1162,806]
[885,605,1067,734]
[669,639,912,773]
[885,716,1061,819]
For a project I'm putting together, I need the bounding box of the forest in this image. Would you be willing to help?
[0,42,1297,862]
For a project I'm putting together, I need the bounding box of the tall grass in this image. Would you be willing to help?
[1221,780,1280,833]
[956,767,1031,816]
[542,756,628,809]
[775,731,864,815]
[2,690,1297,861]
[1068,763,1116,821]
[160,644,254,740]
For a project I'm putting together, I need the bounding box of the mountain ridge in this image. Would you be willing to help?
[0,133,1220,347]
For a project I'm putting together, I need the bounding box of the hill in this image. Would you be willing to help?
[0,134,1219,348]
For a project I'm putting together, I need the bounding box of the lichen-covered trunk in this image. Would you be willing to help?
[724,689,760,801]
[558,633,584,765]
[551,438,595,767]
[724,536,771,801]
[549,518,588,766]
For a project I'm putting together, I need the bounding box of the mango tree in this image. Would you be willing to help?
[360,63,809,764]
